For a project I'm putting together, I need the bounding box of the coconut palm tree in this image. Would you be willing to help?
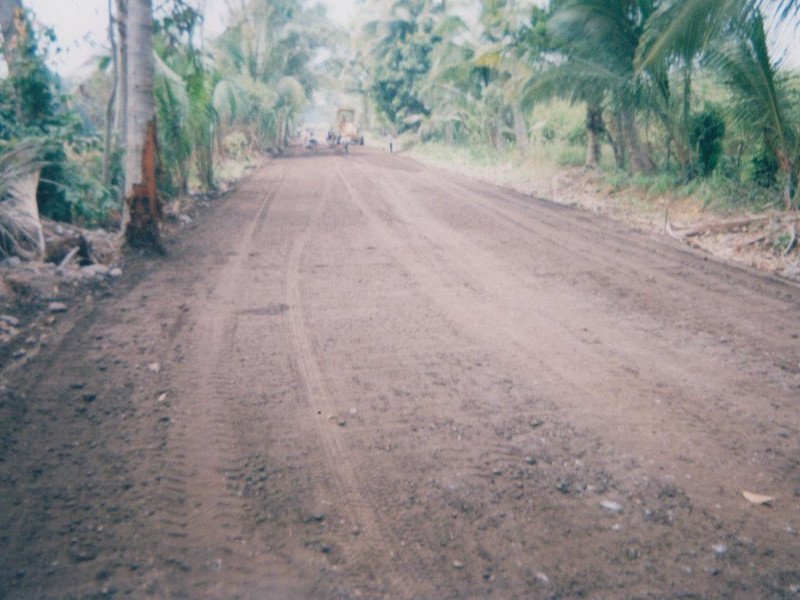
[639,0,799,70]
[710,12,798,210]
[522,0,662,173]
[119,0,163,248]
[0,138,45,260]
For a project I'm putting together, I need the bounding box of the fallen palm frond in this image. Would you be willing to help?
[0,138,47,260]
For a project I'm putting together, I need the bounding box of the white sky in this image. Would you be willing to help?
[21,0,800,77]
[24,0,358,76]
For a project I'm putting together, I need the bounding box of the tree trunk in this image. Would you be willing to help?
[0,0,22,73]
[114,0,129,158]
[621,112,655,174]
[585,103,604,168]
[513,104,528,151]
[276,115,284,151]
[785,165,798,212]
[678,62,694,176]
[120,0,162,249]
[102,0,118,187]
[607,110,625,170]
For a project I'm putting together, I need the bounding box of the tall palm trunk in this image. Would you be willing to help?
[608,110,626,170]
[120,0,162,248]
[102,0,118,186]
[114,0,129,156]
[585,103,604,168]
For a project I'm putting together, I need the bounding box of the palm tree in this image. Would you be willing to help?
[711,12,798,210]
[639,0,799,70]
[523,0,661,173]
[0,139,45,260]
[120,0,163,248]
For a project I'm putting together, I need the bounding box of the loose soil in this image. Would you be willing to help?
[407,150,800,281]
[1,145,799,599]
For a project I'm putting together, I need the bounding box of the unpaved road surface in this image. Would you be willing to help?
[2,146,800,599]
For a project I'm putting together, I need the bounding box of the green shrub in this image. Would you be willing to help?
[690,105,726,177]
[748,148,779,188]
[565,125,586,148]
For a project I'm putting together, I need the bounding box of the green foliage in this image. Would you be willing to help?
[0,9,116,224]
[367,2,442,133]
[748,148,780,188]
[690,105,726,176]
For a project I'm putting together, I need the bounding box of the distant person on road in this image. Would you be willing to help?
[388,133,394,153]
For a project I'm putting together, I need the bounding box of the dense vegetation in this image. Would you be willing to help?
[358,0,800,210]
[0,0,798,258]
[0,0,331,251]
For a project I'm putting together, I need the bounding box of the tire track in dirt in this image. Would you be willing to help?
[155,166,299,597]
[341,156,798,516]
[284,160,429,598]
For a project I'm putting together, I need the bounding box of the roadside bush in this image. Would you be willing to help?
[748,148,779,188]
[690,105,726,177]
[566,125,586,148]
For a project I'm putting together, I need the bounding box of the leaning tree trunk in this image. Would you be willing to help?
[585,103,604,168]
[621,112,656,174]
[120,0,162,248]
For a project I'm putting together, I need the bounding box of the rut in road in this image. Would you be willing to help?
[1,146,799,600]
[154,166,295,597]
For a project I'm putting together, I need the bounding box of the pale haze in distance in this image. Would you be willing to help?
[24,0,358,76]
[21,0,800,77]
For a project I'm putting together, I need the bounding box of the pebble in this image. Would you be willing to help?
[452,560,464,569]
[337,419,347,427]
[535,572,550,584]
[48,302,68,313]
[148,362,162,374]
[712,544,727,556]
[109,267,123,278]
[525,456,537,465]
[80,264,110,279]
[601,500,623,513]
[0,314,19,327]
[12,349,26,358]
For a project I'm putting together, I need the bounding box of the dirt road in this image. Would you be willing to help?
[2,146,799,599]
